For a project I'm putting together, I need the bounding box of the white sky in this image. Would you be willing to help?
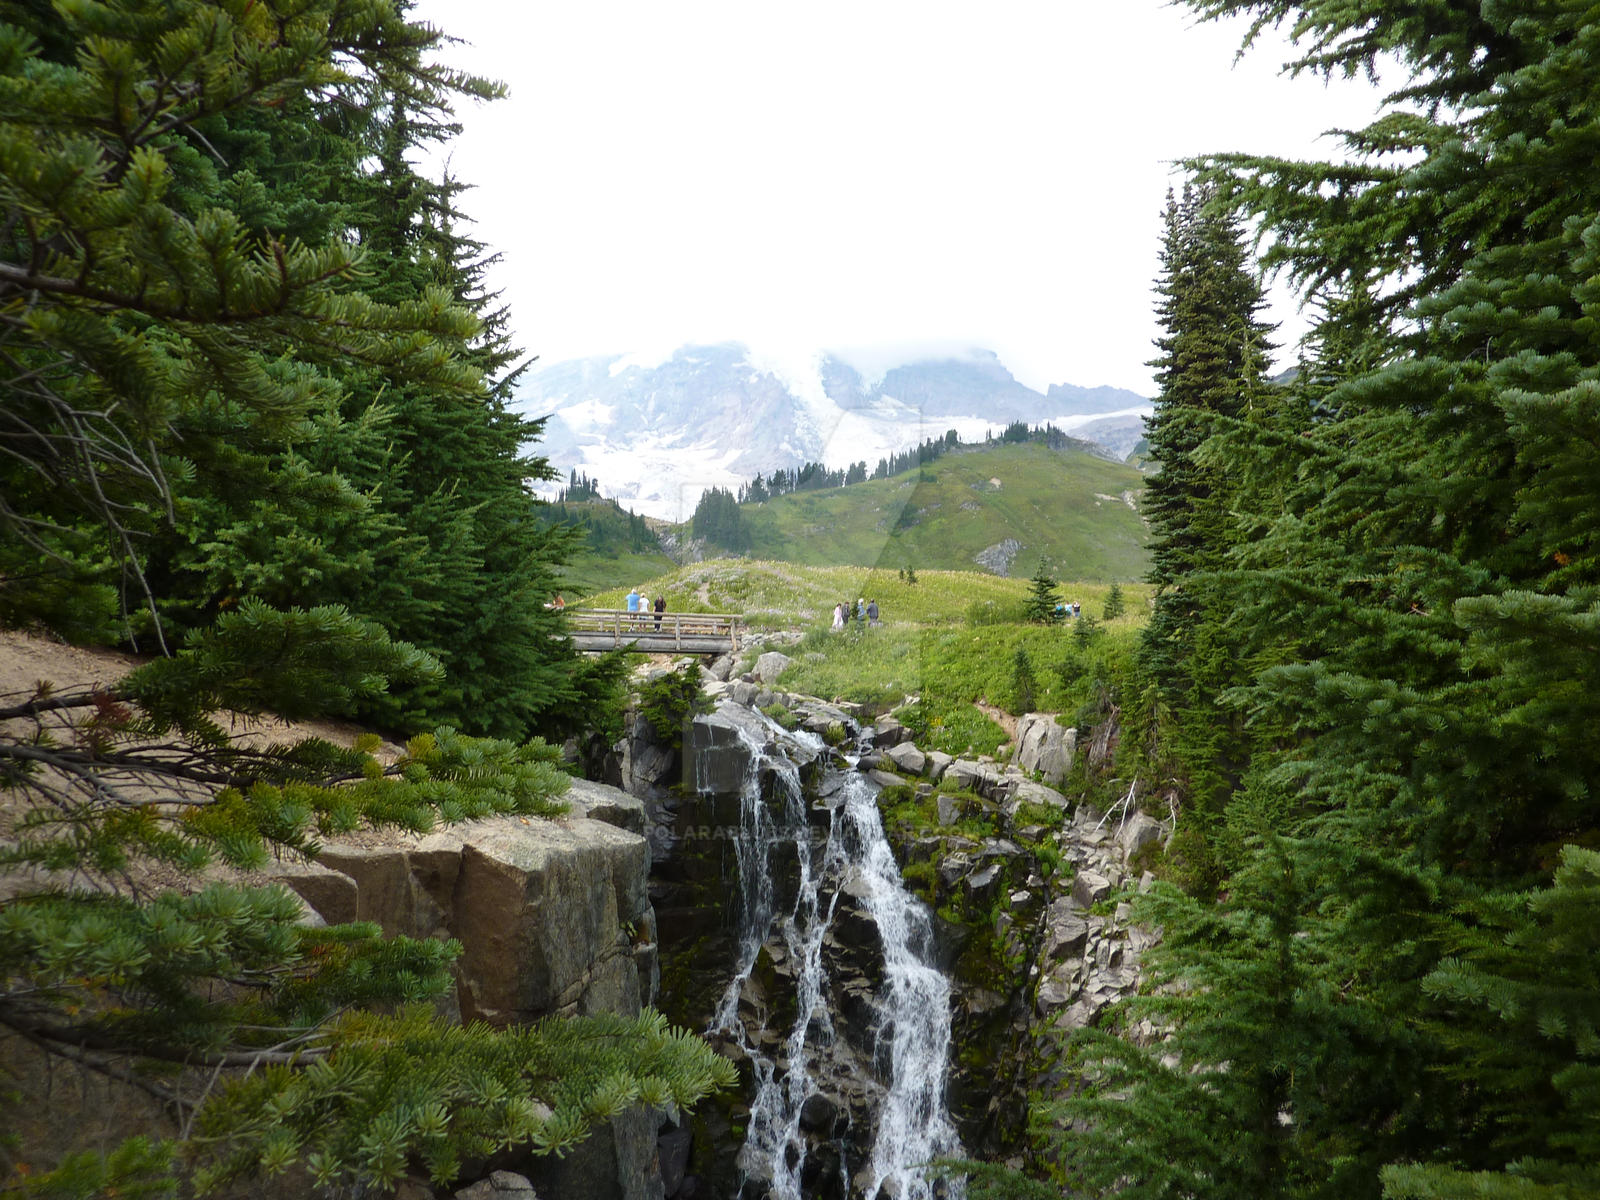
[410,0,1390,396]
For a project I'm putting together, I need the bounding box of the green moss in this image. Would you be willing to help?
[760,702,800,730]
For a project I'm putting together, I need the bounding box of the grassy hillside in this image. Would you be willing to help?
[737,442,1148,581]
[534,498,677,598]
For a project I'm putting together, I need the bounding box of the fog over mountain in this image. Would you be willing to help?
[513,342,1151,520]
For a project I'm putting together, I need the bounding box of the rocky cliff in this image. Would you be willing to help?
[636,658,1169,1197]
[0,775,671,1200]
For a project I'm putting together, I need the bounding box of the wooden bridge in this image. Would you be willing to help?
[563,608,741,655]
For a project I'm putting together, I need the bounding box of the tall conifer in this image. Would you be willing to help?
[1136,181,1274,870]
[1060,5,1600,1197]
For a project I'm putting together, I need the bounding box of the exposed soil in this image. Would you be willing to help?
[974,699,1018,740]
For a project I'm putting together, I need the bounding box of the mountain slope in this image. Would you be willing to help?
[515,342,1150,519]
[735,441,1148,581]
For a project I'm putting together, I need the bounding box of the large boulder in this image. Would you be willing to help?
[1013,714,1076,785]
[872,713,912,748]
[947,758,1007,800]
[683,705,763,795]
[1116,811,1169,862]
[421,816,652,1022]
[883,742,926,776]
[752,651,792,684]
[566,777,649,835]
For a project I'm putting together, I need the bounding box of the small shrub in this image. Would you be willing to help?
[637,662,712,750]
[899,858,938,901]
[1010,647,1038,715]
[822,721,848,747]
[1013,800,1063,828]
[761,702,800,730]
[1102,582,1126,620]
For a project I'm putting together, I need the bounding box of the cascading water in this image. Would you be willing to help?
[701,712,962,1200]
[836,772,963,1199]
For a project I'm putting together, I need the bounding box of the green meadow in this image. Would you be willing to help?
[584,561,1150,757]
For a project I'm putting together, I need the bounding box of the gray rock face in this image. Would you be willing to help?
[974,537,1023,575]
[873,714,912,747]
[1005,779,1070,818]
[752,651,792,684]
[1117,811,1169,859]
[683,703,767,794]
[526,1108,663,1200]
[947,758,1007,798]
[453,1171,539,1200]
[566,777,649,836]
[883,742,927,776]
[1013,714,1077,785]
[1069,870,1113,910]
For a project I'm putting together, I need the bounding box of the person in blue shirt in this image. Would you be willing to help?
[626,587,641,615]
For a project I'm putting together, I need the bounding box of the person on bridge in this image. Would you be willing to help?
[654,595,665,630]
[626,587,641,616]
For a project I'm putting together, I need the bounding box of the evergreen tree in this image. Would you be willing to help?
[1061,6,1600,1199]
[1010,648,1039,715]
[1133,178,1275,870]
[1023,569,1063,624]
[0,3,732,1192]
[690,486,751,554]
[1103,583,1126,621]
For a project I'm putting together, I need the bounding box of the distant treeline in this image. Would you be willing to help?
[735,422,1089,503]
[555,469,603,503]
[690,486,752,553]
[539,471,658,555]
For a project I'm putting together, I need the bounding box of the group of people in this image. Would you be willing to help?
[830,597,880,629]
[625,587,666,629]
[1053,601,1083,618]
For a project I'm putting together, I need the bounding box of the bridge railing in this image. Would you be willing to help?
[561,608,740,652]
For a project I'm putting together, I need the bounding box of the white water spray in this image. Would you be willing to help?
[700,712,961,1199]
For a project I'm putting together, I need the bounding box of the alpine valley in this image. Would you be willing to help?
[513,342,1151,520]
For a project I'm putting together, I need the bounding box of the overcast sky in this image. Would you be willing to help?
[409,1,1390,396]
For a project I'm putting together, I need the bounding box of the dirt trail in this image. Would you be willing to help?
[973,699,1018,741]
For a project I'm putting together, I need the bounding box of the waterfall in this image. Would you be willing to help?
[700,712,962,1200]
[836,772,962,1200]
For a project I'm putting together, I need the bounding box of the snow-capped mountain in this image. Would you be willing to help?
[513,343,1150,520]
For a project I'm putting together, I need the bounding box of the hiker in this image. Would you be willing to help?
[626,587,640,616]
[831,602,845,630]
[856,597,866,626]
[654,595,665,630]
[867,598,880,626]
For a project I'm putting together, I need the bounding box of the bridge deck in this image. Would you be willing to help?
[563,608,740,656]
